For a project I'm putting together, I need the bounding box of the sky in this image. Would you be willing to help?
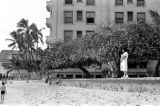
[0,0,49,51]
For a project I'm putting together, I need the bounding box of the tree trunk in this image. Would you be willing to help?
[78,66,91,78]
[27,72,30,83]
[115,60,122,78]
[31,50,39,72]
[17,67,21,80]
[153,60,160,77]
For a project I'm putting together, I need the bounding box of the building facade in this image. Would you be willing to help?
[0,50,41,80]
[0,50,17,75]
[46,0,160,45]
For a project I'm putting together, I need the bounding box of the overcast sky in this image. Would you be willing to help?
[0,0,49,51]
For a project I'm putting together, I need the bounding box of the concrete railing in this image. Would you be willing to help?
[55,78,160,93]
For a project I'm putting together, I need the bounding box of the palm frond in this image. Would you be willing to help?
[149,10,160,24]
[10,31,18,39]
[17,18,28,28]
[39,37,44,45]
[30,23,38,31]
[6,38,15,41]
[8,42,16,48]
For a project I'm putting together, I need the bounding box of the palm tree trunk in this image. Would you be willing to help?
[17,67,21,80]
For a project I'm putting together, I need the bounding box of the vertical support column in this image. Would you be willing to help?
[73,74,76,79]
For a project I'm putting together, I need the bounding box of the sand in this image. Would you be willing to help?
[2,80,160,106]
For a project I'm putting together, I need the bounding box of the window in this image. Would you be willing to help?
[115,0,123,5]
[115,12,124,24]
[86,0,95,5]
[139,61,147,69]
[86,31,94,37]
[86,12,95,24]
[127,0,133,4]
[127,12,133,22]
[66,74,73,78]
[128,62,137,68]
[76,74,83,78]
[65,0,73,4]
[77,0,82,2]
[64,11,73,24]
[95,75,102,78]
[64,30,73,42]
[137,12,145,22]
[77,31,82,38]
[128,61,147,69]
[137,0,145,6]
[77,11,83,21]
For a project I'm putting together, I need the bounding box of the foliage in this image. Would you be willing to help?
[40,10,160,77]
[6,18,44,74]
[126,21,160,62]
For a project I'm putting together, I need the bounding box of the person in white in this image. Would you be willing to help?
[120,48,129,78]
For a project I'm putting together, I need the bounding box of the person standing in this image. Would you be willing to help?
[0,82,6,103]
[120,48,129,78]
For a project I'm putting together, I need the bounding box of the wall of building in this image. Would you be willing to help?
[57,0,110,40]
[110,0,147,24]
[46,0,110,43]
[46,0,160,43]
[0,62,9,75]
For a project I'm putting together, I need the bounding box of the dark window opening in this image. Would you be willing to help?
[77,11,83,21]
[77,0,82,2]
[128,62,137,68]
[95,75,102,78]
[64,11,73,24]
[137,12,145,22]
[127,0,133,4]
[115,12,124,24]
[66,74,73,78]
[86,0,95,5]
[77,31,82,38]
[137,0,145,6]
[86,31,94,37]
[139,62,147,69]
[76,74,83,78]
[115,0,123,5]
[64,30,73,42]
[128,12,133,22]
[65,0,73,4]
[86,12,95,24]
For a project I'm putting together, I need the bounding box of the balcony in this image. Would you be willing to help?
[46,18,52,28]
[46,1,52,12]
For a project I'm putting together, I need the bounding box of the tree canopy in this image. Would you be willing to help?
[6,18,44,75]
[40,10,160,77]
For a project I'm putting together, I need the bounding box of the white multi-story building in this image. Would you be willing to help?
[46,0,160,45]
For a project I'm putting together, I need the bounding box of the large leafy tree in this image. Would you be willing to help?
[41,10,160,78]
[148,10,160,77]
[41,38,103,78]
[41,27,126,78]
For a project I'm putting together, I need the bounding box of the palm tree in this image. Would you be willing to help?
[17,18,44,81]
[6,30,25,51]
[17,19,44,60]
[7,18,44,82]
[29,24,44,72]
[6,30,25,79]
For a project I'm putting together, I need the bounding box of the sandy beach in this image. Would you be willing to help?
[2,80,160,106]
